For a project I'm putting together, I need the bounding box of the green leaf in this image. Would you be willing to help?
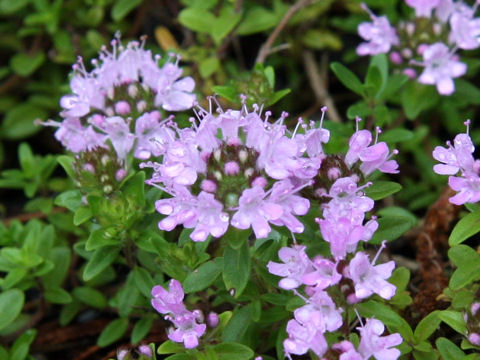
[449,209,480,245]
[57,155,75,179]
[267,88,291,106]
[364,65,383,98]
[59,300,81,326]
[213,342,254,360]
[165,354,195,360]
[18,142,35,177]
[73,286,107,309]
[211,9,242,45]
[41,246,71,288]
[438,310,467,335]
[111,0,142,21]
[331,62,364,96]
[357,300,414,342]
[0,0,30,13]
[301,29,342,50]
[346,101,371,119]
[83,246,120,281]
[223,241,251,298]
[178,8,215,33]
[1,268,27,290]
[131,317,153,345]
[381,128,414,143]
[9,328,36,360]
[122,171,145,206]
[370,215,415,244]
[85,227,120,250]
[157,340,185,354]
[364,181,402,201]
[54,190,82,211]
[448,245,480,290]
[236,6,280,35]
[133,266,155,298]
[183,258,223,293]
[199,57,220,78]
[222,304,253,342]
[388,267,410,291]
[1,103,47,139]
[44,287,72,304]
[213,85,238,102]
[73,206,93,226]
[0,289,24,331]
[10,52,45,77]
[224,228,250,249]
[436,337,465,360]
[401,81,438,119]
[414,311,441,341]
[97,318,129,347]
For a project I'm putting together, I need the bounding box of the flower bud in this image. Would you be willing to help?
[225,161,240,175]
[138,345,153,358]
[469,333,480,346]
[115,101,131,115]
[207,312,219,328]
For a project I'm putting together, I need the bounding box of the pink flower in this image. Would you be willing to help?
[231,187,283,238]
[167,311,206,349]
[417,42,467,95]
[433,133,475,175]
[283,319,328,357]
[357,5,399,56]
[449,11,480,50]
[346,251,396,300]
[267,245,313,290]
[358,318,402,360]
[151,279,187,315]
[405,0,441,17]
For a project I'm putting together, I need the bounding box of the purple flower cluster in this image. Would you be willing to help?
[267,121,401,358]
[42,36,195,161]
[433,120,480,204]
[151,279,206,349]
[356,0,480,95]
[143,104,333,241]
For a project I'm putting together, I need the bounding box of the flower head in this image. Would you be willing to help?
[417,42,467,95]
[357,4,399,56]
[358,318,402,360]
[145,104,325,240]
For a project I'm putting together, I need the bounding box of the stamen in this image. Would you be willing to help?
[355,116,362,132]
[320,106,328,128]
[371,240,387,265]
[354,308,364,327]
[465,119,471,135]
[374,126,382,144]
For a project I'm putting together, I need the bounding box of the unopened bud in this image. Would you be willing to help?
[251,176,267,188]
[137,100,147,113]
[83,163,95,174]
[327,167,342,181]
[471,302,480,316]
[128,84,138,98]
[207,312,219,328]
[225,161,240,175]
[389,51,402,65]
[201,179,217,193]
[138,345,152,358]
[115,101,131,115]
[116,169,127,181]
[238,149,248,163]
[469,333,480,346]
[117,349,129,360]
